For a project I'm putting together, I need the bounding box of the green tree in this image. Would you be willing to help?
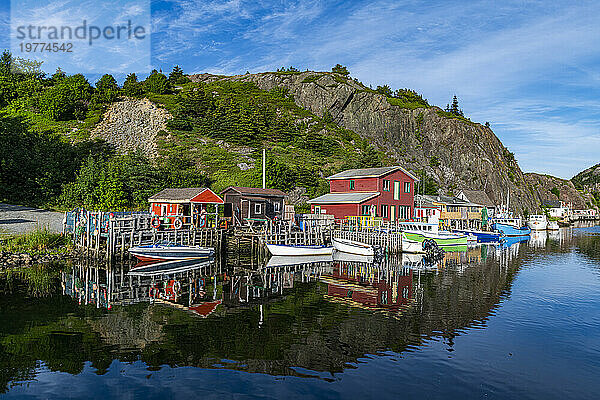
[144,70,170,94]
[95,74,119,103]
[38,74,92,120]
[551,187,560,198]
[449,95,463,116]
[168,65,189,84]
[0,50,13,76]
[123,73,143,97]
[331,64,350,76]
[376,85,393,97]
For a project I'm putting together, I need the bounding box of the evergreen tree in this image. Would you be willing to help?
[143,70,170,94]
[95,74,119,103]
[0,50,12,76]
[123,73,143,97]
[331,64,350,76]
[168,65,189,84]
[449,95,463,116]
[375,85,393,97]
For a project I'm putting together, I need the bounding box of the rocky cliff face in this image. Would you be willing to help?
[190,71,540,212]
[524,173,589,208]
[572,163,600,192]
[90,97,172,158]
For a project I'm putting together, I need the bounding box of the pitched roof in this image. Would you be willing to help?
[420,194,481,207]
[308,192,379,204]
[221,186,286,197]
[148,188,223,204]
[457,190,495,207]
[542,199,562,208]
[326,166,419,181]
[414,194,438,208]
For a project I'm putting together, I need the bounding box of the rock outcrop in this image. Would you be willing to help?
[90,97,172,158]
[524,173,589,209]
[190,72,539,212]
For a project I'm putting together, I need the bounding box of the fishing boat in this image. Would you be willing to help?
[547,220,560,230]
[453,229,502,243]
[332,238,374,256]
[128,243,215,261]
[491,218,531,237]
[129,258,213,277]
[266,244,333,256]
[266,254,333,267]
[401,233,425,253]
[527,215,548,230]
[397,221,468,247]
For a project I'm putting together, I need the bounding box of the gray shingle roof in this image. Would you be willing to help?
[308,192,380,204]
[542,199,562,208]
[149,188,208,202]
[327,166,419,181]
[221,186,286,197]
[458,190,495,207]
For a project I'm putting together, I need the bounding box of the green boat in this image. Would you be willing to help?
[403,231,468,247]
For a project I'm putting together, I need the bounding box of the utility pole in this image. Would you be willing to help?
[262,148,266,189]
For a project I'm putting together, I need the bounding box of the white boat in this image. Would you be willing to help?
[401,233,425,254]
[129,258,213,277]
[332,238,374,256]
[527,215,548,230]
[547,220,559,230]
[266,244,333,256]
[128,244,214,261]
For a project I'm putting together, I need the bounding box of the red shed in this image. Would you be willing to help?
[308,166,418,221]
[148,188,224,229]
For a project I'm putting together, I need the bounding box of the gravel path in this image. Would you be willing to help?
[0,203,64,235]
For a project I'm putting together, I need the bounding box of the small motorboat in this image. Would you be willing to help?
[332,238,374,256]
[128,243,214,261]
[527,215,548,231]
[453,229,502,243]
[401,233,425,254]
[547,220,560,230]
[266,244,333,256]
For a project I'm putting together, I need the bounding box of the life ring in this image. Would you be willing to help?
[151,217,161,229]
[173,217,183,230]
[198,215,206,228]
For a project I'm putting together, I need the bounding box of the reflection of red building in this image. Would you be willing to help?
[323,263,413,310]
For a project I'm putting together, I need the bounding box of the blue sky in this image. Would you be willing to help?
[1,0,599,178]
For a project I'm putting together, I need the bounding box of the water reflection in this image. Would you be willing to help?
[1,226,598,396]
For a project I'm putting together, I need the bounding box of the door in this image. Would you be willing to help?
[391,205,396,222]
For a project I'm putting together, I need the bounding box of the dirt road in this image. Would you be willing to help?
[0,203,64,235]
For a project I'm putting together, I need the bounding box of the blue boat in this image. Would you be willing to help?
[491,221,531,237]
[453,229,502,243]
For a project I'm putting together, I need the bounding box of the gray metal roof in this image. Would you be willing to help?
[149,188,208,203]
[221,186,286,197]
[457,190,495,207]
[308,192,380,204]
[327,166,419,181]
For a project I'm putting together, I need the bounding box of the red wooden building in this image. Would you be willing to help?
[308,166,418,221]
[148,188,224,229]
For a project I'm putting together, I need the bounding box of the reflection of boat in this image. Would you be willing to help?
[332,238,374,256]
[527,215,548,230]
[266,254,333,267]
[128,244,214,261]
[266,244,333,256]
[547,220,559,230]
[453,229,502,243]
[128,258,213,276]
[401,252,424,266]
[333,251,374,264]
[501,235,529,248]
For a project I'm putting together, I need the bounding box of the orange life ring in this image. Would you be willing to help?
[151,217,161,229]
[173,217,183,230]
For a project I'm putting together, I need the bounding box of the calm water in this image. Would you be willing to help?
[1,225,600,399]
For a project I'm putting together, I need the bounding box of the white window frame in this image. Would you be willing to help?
[381,204,388,218]
[254,203,262,215]
[394,181,400,200]
[404,182,411,193]
[274,201,281,213]
[383,180,390,191]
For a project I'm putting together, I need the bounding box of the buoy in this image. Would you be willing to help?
[173,217,183,230]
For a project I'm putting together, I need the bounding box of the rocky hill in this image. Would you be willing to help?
[190,71,540,212]
[572,163,600,192]
[524,173,589,208]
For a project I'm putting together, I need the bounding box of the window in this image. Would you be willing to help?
[393,181,400,200]
[349,180,355,190]
[314,206,321,214]
[161,204,168,215]
[361,205,370,215]
[381,204,389,218]
[274,201,281,213]
[383,180,390,191]
[390,206,396,221]
[404,182,411,193]
[254,203,262,215]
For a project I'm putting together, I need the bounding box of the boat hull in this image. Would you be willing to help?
[547,221,560,230]
[401,236,425,254]
[129,245,215,261]
[492,223,531,237]
[332,238,374,256]
[527,220,548,230]
[266,244,333,256]
[403,231,468,247]
[453,229,502,243]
